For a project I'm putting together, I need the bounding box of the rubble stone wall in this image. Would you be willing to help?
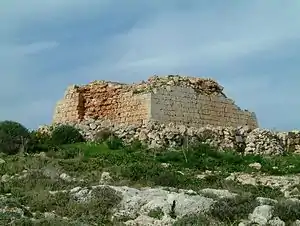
[53,83,151,125]
[52,75,258,129]
[39,118,300,156]
[150,86,258,128]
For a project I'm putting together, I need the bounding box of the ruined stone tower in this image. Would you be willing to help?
[52,75,258,129]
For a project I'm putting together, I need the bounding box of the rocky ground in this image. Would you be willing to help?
[40,119,300,156]
[1,142,300,225]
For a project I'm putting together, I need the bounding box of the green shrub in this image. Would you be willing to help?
[173,214,211,226]
[210,195,257,222]
[0,120,31,155]
[120,162,148,181]
[30,130,52,144]
[129,139,144,150]
[90,186,122,214]
[123,139,146,153]
[120,162,162,182]
[51,125,85,145]
[27,130,54,153]
[273,199,300,222]
[105,135,123,150]
[59,146,82,159]
[152,170,183,187]
[148,207,164,219]
[120,162,184,187]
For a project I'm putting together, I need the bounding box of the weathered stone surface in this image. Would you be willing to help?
[268,217,285,226]
[226,172,300,198]
[256,197,278,206]
[248,205,273,225]
[52,75,258,129]
[69,185,215,225]
[249,162,262,170]
[200,188,237,199]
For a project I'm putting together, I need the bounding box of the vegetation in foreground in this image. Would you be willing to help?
[0,120,300,225]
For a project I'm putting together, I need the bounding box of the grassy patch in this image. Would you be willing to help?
[155,144,300,176]
[0,143,288,198]
[1,186,122,225]
[1,141,300,224]
[55,142,300,177]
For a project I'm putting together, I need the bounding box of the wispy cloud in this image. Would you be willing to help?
[17,41,59,55]
[0,0,299,130]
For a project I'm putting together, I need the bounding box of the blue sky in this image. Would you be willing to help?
[1,0,300,131]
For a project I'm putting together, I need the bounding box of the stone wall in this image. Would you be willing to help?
[53,75,258,129]
[38,118,300,156]
[150,86,258,128]
[53,81,151,125]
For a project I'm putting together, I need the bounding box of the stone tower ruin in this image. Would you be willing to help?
[52,75,259,129]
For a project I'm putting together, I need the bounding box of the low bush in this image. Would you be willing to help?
[273,199,300,223]
[210,195,258,222]
[27,186,122,224]
[105,135,123,150]
[128,139,145,151]
[0,120,31,155]
[90,186,122,214]
[148,207,164,220]
[30,130,52,144]
[152,170,184,187]
[59,146,82,159]
[51,125,85,145]
[27,130,54,153]
[120,162,151,182]
[120,162,185,187]
[173,214,212,226]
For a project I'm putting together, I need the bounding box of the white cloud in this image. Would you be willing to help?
[110,2,300,72]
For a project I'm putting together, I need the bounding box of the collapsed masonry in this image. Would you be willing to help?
[52,75,259,129]
[39,118,300,155]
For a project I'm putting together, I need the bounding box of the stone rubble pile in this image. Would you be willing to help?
[132,74,226,96]
[244,129,285,155]
[78,75,225,97]
[38,118,300,155]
